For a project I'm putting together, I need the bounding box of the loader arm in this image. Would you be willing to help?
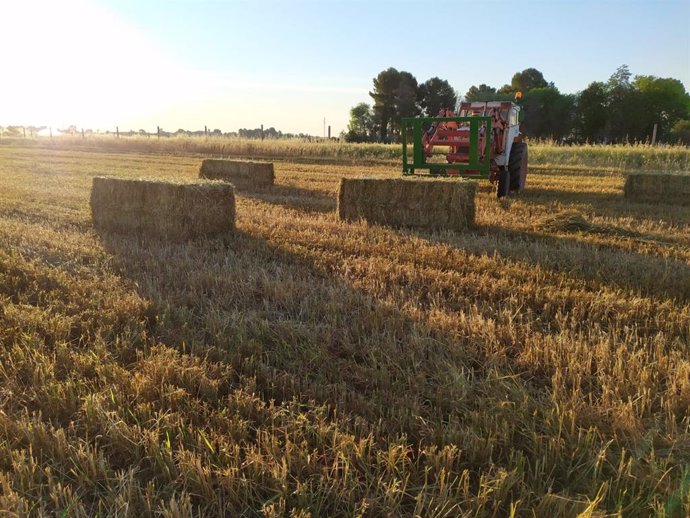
[402,115,492,178]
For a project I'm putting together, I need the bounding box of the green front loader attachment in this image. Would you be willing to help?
[402,116,492,179]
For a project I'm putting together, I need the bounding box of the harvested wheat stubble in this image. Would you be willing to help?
[91,177,235,241]
[624,172,690,204]
[338,177,477,230]
[199,159,274,190]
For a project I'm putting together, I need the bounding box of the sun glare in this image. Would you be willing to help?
[0,0,359,134]
[0,0,193,131]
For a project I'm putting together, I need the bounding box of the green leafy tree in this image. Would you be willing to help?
[671,119,690,144]
[369,67,401,142]
[359,64,689,144]
[608,64,632,89]
[369,68,420,141]
[575,81,608,142]
[392,71,419,136]
[5,126,23,137]
[511,68,548,92]
[573,65,690,143]
[59,125,78,135]
[464,84,498,102]
[26,125,46,137]
[520,87,575,140]
[633,75,690,142]
[606,64,638,142]
[346,102,376,142]
[418,77,457,116]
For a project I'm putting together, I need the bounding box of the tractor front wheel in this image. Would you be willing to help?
[509,142,528,192]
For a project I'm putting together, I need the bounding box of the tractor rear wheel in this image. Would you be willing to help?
[509,142,528,192]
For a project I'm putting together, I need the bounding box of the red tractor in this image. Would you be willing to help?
[402,95,528,198]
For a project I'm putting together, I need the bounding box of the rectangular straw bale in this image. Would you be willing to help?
[199,159,274,190]
[91,177,235,241]
[338,177,477,230]
[624,173,690,204]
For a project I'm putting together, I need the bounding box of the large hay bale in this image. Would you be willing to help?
[338,177,477,230]
[91,177,235,241]
[624,173,690,204]
[199,159,274,190]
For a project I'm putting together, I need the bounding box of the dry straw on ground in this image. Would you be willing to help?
[199,159,274,190]
[91,176,235,241]
[338,177,477,230]
[624,172,690,204]
[3,145,690,516]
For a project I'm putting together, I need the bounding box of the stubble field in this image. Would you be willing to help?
[0,142,689,517]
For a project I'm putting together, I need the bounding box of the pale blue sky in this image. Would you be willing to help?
[1,0,688,135]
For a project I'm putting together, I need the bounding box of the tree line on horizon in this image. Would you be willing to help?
[346,65,690,145]
[0,125,316,141]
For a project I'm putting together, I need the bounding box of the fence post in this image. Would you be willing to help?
[116,126,119,138]
[157,126,160,139]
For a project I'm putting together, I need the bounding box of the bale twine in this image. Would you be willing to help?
[199,159,274,190]
[91,177,235,241]
[624,173,690,204]
[337,177,477,230]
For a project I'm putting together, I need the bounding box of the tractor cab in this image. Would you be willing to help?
[456,101,522,169]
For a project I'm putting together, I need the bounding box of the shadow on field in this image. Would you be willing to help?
[520,187,690,223]
[529,167,619,178]
[240,184,335,213]
[94,227,486,446]
[522,187,623,205]
[91,222,677,510]
[417,223,690,302]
